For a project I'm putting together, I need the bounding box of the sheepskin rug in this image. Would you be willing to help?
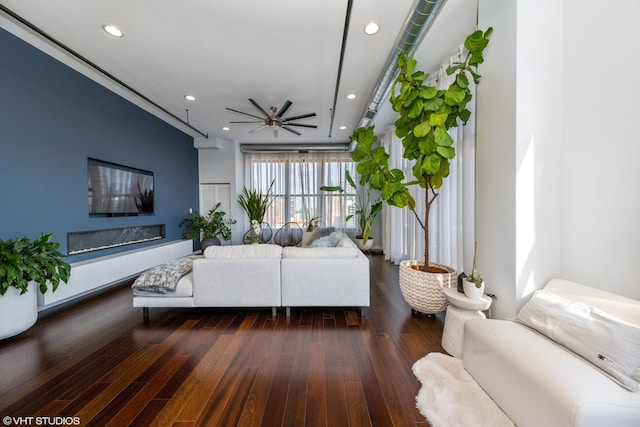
[412,352,515,427]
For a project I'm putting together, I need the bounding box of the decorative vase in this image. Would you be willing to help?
[200,237,221,252]
[398,261,456,314]
[463,279,485,299]
[355,237,374,252]
[0,281,38,340]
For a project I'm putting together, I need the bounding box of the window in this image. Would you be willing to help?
[245,152,357,230]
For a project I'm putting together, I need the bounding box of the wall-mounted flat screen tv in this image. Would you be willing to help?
[88,158,154,215]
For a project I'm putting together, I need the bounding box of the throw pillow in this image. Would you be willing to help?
[307,227,336,245]
[516,289,640,391]
[310,235,341,247]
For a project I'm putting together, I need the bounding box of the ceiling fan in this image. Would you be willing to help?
[226,99,317,137]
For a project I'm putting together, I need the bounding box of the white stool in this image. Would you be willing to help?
[442,288,492,358]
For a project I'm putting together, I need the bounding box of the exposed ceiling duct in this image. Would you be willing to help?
[240,143,350,154]
[358,0,448,129]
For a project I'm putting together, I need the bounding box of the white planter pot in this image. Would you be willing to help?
[398,261,456,314]
[0,282,38,340]
[355,237,374,252]
[463,279,485,299]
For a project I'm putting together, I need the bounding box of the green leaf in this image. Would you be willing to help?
[436,146,456,159]
[423,154,441,175]
[408,99,424,118]
[422,97,443,111]
[434,127,454,146]
[345,169,357,189]
[444,85,466,106]
[320,186,343,193]
[428,113,448,128]
[459,108,471,124]
[413,121,431,138]
[456,72,469,89]
[418,86,438,99]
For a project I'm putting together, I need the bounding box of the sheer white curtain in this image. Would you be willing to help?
[244,152,356,230]
[382,50,476,273]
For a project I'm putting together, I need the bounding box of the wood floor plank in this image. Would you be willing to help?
[0,255,445,426]
[148,335,233,426]
[344,380,373,427]
[103,354,189,427]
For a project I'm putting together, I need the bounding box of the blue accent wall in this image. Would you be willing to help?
[0,28,199,262]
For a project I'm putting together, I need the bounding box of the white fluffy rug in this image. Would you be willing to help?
[412,353,515,427]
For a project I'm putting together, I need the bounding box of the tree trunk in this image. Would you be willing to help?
[423,176,431,272]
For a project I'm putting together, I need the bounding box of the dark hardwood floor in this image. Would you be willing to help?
[0,254,446,426]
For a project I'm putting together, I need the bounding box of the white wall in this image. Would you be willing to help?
[560,0,640,299]
[476,0,518,318]
[477,0,640,318]
[477,0,564,318]
[197,139,246,244]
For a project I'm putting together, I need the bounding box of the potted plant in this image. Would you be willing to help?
[348,28,492,314]
[180,203,235,251]
[320,167,382,250]
[462,241,484,299]
[0,232,71,339]
[237,180,274,243]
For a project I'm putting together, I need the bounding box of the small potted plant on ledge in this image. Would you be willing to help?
[462,242,484,299]
[0,232,71,339]
[320,167,382,251]
[180,203,235,251]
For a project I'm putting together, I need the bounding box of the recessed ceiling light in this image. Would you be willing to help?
[339,126,347,130]
[364,22,380,35]
[347,93,356,100]
[102,24,124,38]
[185,95,196,101]
[222,126,230,131]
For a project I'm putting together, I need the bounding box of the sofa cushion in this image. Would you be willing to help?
[516,289,640,391]
[203,243,282,259]
[282,246,359,259]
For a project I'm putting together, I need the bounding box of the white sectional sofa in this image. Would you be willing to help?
[462,279,640,427]
[132,230,370,318]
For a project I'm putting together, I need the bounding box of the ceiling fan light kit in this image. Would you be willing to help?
[226,98,317,137]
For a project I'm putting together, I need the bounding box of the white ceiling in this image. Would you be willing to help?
[0,0,477,145]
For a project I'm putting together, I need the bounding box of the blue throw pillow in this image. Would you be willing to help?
[309,235,341,247]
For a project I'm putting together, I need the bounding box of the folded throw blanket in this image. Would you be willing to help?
[132,255,200,294]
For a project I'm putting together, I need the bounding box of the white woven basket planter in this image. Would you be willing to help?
[399,260,456,314]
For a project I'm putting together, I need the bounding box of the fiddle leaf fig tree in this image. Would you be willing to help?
[351,28,492,273]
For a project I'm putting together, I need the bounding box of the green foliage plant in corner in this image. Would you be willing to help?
[350,28,492,273]
[0,233,71,295]
[180,202,235,241]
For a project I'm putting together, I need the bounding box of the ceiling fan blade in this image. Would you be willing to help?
[282,126,302,136]
[226,107,264,120]
[285,123,318,128]
[249,125,267,134]
[230,120,264,123]
[276,100,293,118]
[249,98,270,117]
[283,112,316,122]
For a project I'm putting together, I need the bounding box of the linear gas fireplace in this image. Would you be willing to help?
[67,224,165,255]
